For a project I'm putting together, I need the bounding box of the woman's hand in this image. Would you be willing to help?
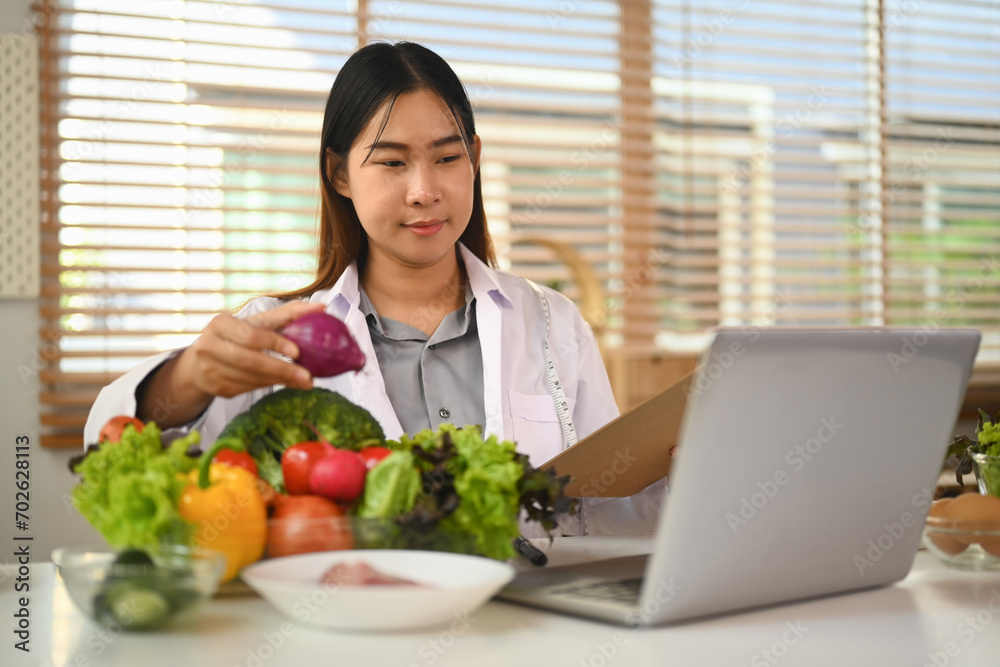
[137,301,327,427]
[180,301,327,398]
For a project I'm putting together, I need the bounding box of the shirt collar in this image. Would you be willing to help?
[312,242,512,313]
[458,243,512,308]
[356,284,384,334]
[310,261,360,320]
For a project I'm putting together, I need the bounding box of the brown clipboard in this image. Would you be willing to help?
[541,372,692,497]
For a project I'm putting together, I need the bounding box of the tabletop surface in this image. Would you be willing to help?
[4,537,1000,667]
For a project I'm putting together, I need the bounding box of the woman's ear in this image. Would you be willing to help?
[326,149,351,198]
[470,135,482,174]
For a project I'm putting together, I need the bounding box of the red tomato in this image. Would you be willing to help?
[358,446,393,471]
[281,442,334,495]
[98,416,144,444]
[309,450,367,503]
[267,495,354,558]
[212,449,258,477]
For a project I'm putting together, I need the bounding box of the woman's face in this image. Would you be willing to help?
[332,89,480,271]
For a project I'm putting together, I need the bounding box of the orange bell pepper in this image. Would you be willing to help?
[178,441,266,582]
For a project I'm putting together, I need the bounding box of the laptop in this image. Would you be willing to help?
[499,328,981,626]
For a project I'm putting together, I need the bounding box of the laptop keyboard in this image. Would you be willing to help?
[546,578,643,604]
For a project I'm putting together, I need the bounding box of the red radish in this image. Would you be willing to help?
[282,441,335,495]
[309,449,367,503]
[358,446,393,471]
[280,312,366,377]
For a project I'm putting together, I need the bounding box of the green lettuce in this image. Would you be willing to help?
[436,428,523,560]
[383,424,574,561]
[980,440,1000,497]
[70,423,199,551]
[358,451,420,519]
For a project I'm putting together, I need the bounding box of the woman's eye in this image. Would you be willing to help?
[380,160,404,167]
[438,155,461,164]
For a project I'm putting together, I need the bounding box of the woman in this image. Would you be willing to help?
[84,42,658,533]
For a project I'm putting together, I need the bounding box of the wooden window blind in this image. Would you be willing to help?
[882,1,1000,338]
[36,0,1000,447]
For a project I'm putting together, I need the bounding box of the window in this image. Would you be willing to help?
[37,0,1000,446]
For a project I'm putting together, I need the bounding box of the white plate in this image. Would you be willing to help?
[241,550,515,631]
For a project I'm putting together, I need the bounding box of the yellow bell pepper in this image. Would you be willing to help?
[178,441,266,582]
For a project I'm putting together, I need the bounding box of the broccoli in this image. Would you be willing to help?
[214,388,385,491]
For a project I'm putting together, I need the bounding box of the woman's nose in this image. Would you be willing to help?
[406,164,442,206]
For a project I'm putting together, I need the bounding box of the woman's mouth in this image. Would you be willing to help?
[404,220,445,236]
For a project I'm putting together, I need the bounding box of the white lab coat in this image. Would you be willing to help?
[84,244,663,533]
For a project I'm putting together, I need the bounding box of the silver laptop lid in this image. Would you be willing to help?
[641,328,980,625]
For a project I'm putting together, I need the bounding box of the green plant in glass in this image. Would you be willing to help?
[946,409,1000,497]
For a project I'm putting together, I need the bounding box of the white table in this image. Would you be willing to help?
[4,538,1000,667]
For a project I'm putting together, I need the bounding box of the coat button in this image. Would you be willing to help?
[439,407,451,419]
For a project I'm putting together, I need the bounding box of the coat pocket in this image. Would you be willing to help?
[508,390,577,465]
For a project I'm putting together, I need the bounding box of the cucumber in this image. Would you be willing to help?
[113,548,155,567]
[106,585,170,629]
[92,548,199,629]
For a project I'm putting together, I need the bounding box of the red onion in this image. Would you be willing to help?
[280,312,365,377]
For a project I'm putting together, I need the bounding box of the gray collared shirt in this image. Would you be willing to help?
[358,284,486,436]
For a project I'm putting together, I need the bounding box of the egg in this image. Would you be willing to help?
[926,498,968,555]
[942,493,1000,554]
[983,538,1000,558]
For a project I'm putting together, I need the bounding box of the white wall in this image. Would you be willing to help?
[0,0,103,567]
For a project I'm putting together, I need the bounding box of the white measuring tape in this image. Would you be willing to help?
[528,281,578,449]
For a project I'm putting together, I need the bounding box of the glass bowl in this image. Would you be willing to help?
[51,545,226,630]
[922,515,1000,571]
[972,453,1000,497]
[260,516,483,560]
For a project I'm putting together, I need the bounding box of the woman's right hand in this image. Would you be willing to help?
[137,301,327,426]
[177,300,326,398]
